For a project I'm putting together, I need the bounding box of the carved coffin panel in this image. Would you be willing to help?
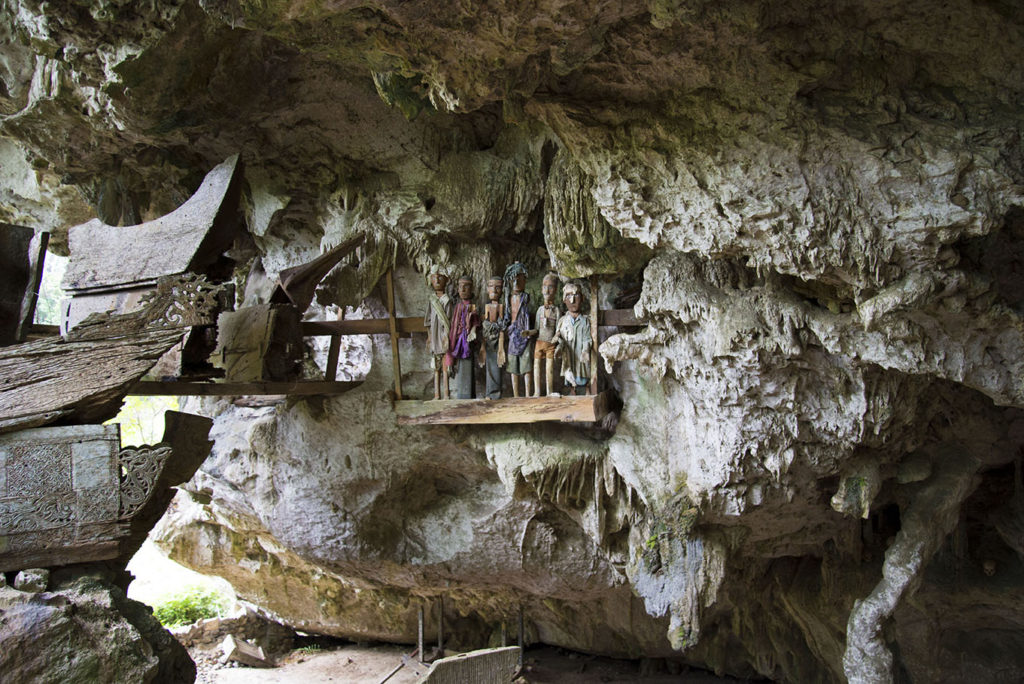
[0,424,121,569]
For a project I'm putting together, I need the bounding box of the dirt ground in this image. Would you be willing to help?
[203,643,747,683]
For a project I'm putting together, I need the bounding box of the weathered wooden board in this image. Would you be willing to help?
[221,634,273,668]
[420,647,520,684]
[0,326,186,434]
[395,391,611,425]
[62,155,243,293]
[128,380,362,396]
[0,225,47,346]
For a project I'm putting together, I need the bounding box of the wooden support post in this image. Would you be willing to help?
[418,604,425,664]
[385,269,403,400]
[325,309,342,382]
[589,277,599,395]
[19,231,48,343]
[501,621,507,647]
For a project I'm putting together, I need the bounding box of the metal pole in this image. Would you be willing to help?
[418,604,424,664]
[437,595,444,654]
[518,606,524,669]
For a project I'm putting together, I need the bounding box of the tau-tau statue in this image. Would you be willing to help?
[448,275,480,399]
[480,276,505,399]
[533,272,560,397]
[555,281,592,395]
[425,267,453,399]
[503,262,533,397]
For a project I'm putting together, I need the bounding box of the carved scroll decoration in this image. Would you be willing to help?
[139,273,225,328]
[0,494,75,533]
[118,444,173,518]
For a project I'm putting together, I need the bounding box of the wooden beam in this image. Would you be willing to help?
[301,311,641,338]
[129,380,362,396]
[302,317,427,336]
[395,391,611,425]
[385,269,403,400]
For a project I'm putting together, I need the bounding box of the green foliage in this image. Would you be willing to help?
[106,395,179,446]
[34,253,67,326]
[296,644,322,654]
[152,586,227,627]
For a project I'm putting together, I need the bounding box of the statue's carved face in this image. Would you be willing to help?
[458,278,474,300]
[512,272,526,293]
[429,273,448,293]
[564,286,582,313]
[487,280,502,302]
[542,277,557,304]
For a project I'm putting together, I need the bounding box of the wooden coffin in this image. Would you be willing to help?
[213,304,304,382]
[0,411,212,571]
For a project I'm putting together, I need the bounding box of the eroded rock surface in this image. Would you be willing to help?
[0,571,195,683]
[2,0,1024,682]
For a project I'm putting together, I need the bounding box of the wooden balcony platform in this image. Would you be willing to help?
[394,390,611,425]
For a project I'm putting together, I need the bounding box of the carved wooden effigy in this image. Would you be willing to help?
[0,411,212,572]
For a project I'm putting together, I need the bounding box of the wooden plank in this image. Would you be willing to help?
[0,327,187,434]
[129,380,362,396]
[385,269,403,400]
[221,635,273,668]
[420,647,520,684]
[395,391,611,425]
[302,317,426,336]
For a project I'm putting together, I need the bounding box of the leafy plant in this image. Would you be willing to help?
[152,586,227,627]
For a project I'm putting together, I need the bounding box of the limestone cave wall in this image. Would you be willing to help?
[2,1,1024,681]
